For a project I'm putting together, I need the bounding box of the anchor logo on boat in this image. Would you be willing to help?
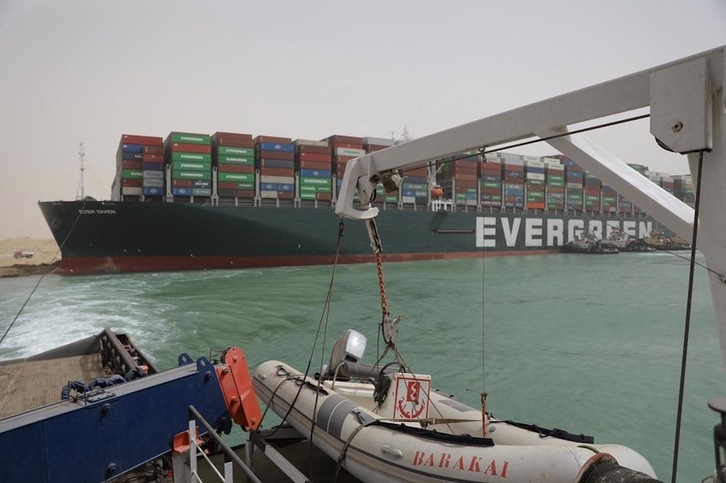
[394,377,430,419]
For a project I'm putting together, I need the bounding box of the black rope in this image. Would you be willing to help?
[0,201,86,347]
[258,219,345,449]
[671,150,705,483]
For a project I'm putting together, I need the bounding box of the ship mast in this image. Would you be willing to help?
[76,142,85,200]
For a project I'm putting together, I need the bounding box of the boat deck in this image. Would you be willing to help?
[0,353,106,419]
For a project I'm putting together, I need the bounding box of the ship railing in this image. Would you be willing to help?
[179,405,309,483]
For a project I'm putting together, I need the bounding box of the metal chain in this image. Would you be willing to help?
[376,251,389,318]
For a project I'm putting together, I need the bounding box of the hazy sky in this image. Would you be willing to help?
[0,1,724,239]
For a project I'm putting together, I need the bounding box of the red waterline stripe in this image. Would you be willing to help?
[57,250,561,275]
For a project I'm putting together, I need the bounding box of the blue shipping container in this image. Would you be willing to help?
[192,188,212,196]
[122,152,143,161]
[122,144,144,154]
[143,187,163,196]
[172,187,192,196]
[257,142,295,153]
[143,162,164,171]
[300,169,332,178]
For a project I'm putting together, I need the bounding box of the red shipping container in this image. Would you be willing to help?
[325,134,363,145]
[121,160,143,170]
[236,190,255,198]
[404,167,428,176]
[143,145,164,154]
[331,143,364,150]
[121,134,163,146]
[316,192,332,201]
[299,161,333,170]
[212,132,254,148]
[527,201,546,209]
[297,145,330,154]
[257,150,294,161]
[298,152,332,163]
[454,174,478,182]
[173,180,193,187]
[254,135,292,144]
[334,155,357,163]
[277,191,295,200]
[170,143,212,154]
[218,164,255,174]
[121,179,143,187]
[365,144,391,152]
[260,167,295,177]
[142,153,164,162]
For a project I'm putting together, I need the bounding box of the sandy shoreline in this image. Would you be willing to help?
[0,238,61,277]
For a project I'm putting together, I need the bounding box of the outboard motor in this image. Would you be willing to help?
[709,398,726,482]
[324,330,404,381]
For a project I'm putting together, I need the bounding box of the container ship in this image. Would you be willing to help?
[39,132,695,275]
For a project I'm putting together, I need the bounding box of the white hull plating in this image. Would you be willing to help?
[253,360,656,482]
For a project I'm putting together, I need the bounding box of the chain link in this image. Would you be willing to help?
[376,251,389,318]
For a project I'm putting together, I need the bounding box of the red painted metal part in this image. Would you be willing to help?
[54,250,559,275]
[215,347,262,431]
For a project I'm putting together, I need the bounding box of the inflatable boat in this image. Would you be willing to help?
[253,329,658,482]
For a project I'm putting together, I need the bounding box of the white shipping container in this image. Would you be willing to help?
[335,147,366,157]
[260,190,278,199]
[522,155,540,163]
[566,182,583,189]
[503,158,525,167]
[121,187,142,196]
[541,157,561,165]
[484,153,501,163]
[260,175,295,184]
[526,173,546,180]
[401,196,416,204]
[294,138,329,147]
[363,137,395,146]
[524,160,545,168]
[143,178,164,188]
[143,170,164,179]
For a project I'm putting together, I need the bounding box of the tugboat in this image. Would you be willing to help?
[643,229,692,251]
[561,231,619,254]
[602,231,656,252]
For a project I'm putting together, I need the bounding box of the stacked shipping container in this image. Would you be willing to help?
[524,156,545,209]
[116,134,165,200]
[165,132,212,199]
[480,155,502,207]
[255,136,295,200]
[543,157,565,210]
[501,153,524,209]
[213,132,256,200]
[295,139,332,201]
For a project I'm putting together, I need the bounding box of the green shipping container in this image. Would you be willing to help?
[218,146,255,157]
[122,169,143,179]
[567,194,583,201]
[171,152,211,163]
[172,160,210,171]
[300,177,331,186]
[316,185,332,193]
[174,171,212,180]
[300,192,317,200]
[218,173,255,183]
[300,185,317,192]
[169,133,211,145]
[481,181,501,189]
[384,195,399,202]
[527,192,545,199]
[217,155,254,166]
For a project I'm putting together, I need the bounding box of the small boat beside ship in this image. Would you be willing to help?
[560,231,619,254]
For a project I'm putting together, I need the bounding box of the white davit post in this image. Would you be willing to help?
[335,46,726,367]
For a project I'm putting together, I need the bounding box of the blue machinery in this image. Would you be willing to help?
[0,353,244,482]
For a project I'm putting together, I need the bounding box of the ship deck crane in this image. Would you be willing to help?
[336,45,726,480]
